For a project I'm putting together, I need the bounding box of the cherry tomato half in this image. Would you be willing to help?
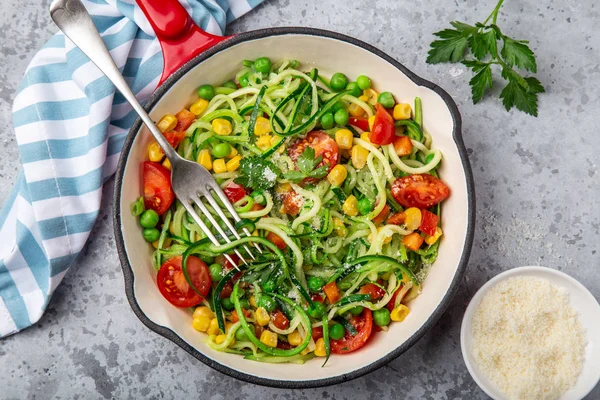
[391,174,450,209]
[266,231,287,250]
[419,209,439,236]
[223,182,247,204]
[330,309,373,354]
[143,161,175,215]
[156,256,211,308]
[288,131,339,182]
[368,104,395,145]
[359,283,385,300]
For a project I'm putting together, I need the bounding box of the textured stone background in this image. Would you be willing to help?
[0,0,599,399]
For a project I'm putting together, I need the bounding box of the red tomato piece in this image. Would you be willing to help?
[330,309,373,354]
[387,288,400,311]
[282,191,303,216]
[387,212,406,225]
[348,117,370,131]
[156,256,211,308]
[230,309,252,323]
[419,210,439,236]
[359,283,385,300]
[312,326,324,341]
[271,310,290,330]
[266,231,287,250]
[323,281,341,304]
[223,182,247,204]
[288,131,339,182]
[391,174,450,208]
[174,109,196,132]
[368,104,395,145]
[143,161,175,215]
[393,135,413,156]
[164,130,186,149]
[310,293,324,303]
[372,204,390,225]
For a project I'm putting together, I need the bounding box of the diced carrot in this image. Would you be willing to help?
[393,135,413,156]
[323,281,341,304]
[266,231,287,250]
[372,204,390,225]
[402,232,424,251]
[174,109,196,131]
[387,212,406,225]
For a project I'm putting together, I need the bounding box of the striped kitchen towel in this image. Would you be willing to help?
[0,0,264,338]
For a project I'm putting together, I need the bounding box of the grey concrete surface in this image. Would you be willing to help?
[0,0,599,398]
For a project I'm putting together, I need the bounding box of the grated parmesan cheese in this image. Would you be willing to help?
[472,276,586,400]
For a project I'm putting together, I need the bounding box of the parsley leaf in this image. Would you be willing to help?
[426,0,544,116]
[284,147,329,183]
[234,157,281,191]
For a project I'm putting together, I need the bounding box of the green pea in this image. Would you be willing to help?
[197,84,215,100]
[346,82,362,97]
[356,75,371,90]
[209,263,222,282]
[235,324,255,341]
[320,112,335,129]
[251,190,266,206]
[258,295,276,312]
[239,298,251,309]
[222,297,235,311]
[348,306,363,316]
[201,255,215,265]
[329,323,345,340]
[254,57,272,74]
[373,308,391,327]
[142,228,160,242]
[223,80,238,90]
[212,142,231,158]
[377,91,395,109]
[139,209,159,229]
[334,108,349,126]
[262,280,275,292]
[330,72,348,92]
[308,302,326,319]
[307,276,325,293]
[358,197,374,215]
[239,74,250,88]
[331,101,346,112]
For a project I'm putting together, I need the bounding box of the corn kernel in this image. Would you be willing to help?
[225,322,234,334]
[393,103,412,120]
[314,338,326,357]
[255,307,270,326]
[157,114,177,133]
[214,334,227,344]
[227,147,238,159]
[348,103,365,117]
[368,115,376,131]
[249,295,257,308]
[363,88,379,105]
[152,240,160,249]
[270,135,286,154]
[257,134,272,150]
[213,158,227,174]
[360,131,378,148]
[254,116,272,136]
[212,118,233,136]
[207,318,220,335]
[343,195,359,216]
[351,145,369,169]
[369,227,393,244]
[391,304,411,322]
[193,306,214,319]
[335,129,354,150]
[190,98,209,116]
[154,238,171,249]
[192,316,211,332]
[288,331,303,346]
[327,164,348,187]
[197,149,212,170]
[147,141,164,162]
[404,207,422,231]
[358,95,369,102]
[276,182,291,194]
[425,227,443,245]
[301,346,311,356]
[333,217,347,237]
[226,155,242,172]
[260,330,278,348]
[162,157,171,170]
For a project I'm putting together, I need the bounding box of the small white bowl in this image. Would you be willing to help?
[461,266,600,400]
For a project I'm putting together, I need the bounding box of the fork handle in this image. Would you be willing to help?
[49,0,178,161]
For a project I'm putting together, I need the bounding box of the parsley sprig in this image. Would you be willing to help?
[284,147,329,183]
[427,0,545,116]
[234,156,281,191]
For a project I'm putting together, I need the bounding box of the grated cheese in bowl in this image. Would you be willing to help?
[471,276,586,400]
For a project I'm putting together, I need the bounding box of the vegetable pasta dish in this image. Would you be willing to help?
[130,57,450,364]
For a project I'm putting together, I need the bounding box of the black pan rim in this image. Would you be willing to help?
[112,26,475,389]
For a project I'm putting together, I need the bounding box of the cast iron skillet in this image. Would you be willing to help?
[113,0,475,388]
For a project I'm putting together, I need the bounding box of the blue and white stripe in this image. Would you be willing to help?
[0,0,263,337]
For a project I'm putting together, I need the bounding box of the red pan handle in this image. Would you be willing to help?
[135,0,230,85]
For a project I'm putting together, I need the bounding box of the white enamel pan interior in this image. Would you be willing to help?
[113,28,475,388]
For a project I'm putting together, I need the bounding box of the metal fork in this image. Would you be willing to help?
[50,0,259,270]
